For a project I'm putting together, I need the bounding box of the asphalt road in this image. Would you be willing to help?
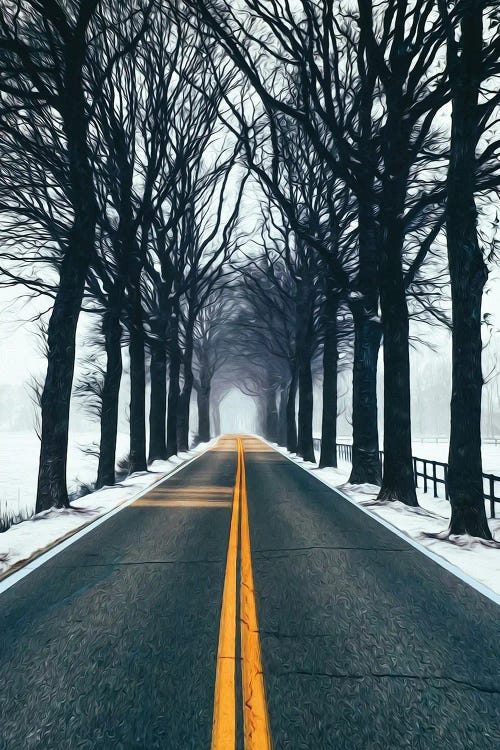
[0,435,499,749]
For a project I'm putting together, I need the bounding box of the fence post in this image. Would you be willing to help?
[432,462,437,498]
[413,458,418,487]
[423,461,428,493]
[489,476,495,519]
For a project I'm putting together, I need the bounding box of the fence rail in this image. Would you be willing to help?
[331,442,499,519]
[411,436,500,447]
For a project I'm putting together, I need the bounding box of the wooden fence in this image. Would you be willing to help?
[329,442,499,519]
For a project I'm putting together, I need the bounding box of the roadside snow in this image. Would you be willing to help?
[0,442,213,580]
[0,430,130,519]
[271,444,500,600]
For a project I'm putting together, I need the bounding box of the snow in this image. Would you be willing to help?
[271,444,500,600]
[0,441,213,580]
[0,431,130,521]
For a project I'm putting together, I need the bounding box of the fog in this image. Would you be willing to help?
[219,390,258,435]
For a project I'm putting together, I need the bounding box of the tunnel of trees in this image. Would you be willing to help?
[0,0,499,539]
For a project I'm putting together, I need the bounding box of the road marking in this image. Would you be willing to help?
[211,437,272,750]
[211,438,241,750]
[146,486,233,497]
[0,442,217,595]
[134,500,232,508]
[239,439,272,750]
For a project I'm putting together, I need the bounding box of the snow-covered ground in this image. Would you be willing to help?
[0,430,130,522]
[0,441,213,581]
[334,437,500,513]
[273,444,500,601]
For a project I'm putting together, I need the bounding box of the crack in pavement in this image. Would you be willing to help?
[274,669,500,695]
[260,630,336,639]
[252,544,411,556]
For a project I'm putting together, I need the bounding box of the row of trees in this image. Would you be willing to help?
[0,0,499,541]
[183,0,500,539]
[0,1,246,511]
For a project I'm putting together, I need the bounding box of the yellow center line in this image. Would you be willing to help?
[211,437,272,750]
[240,438,272,750]
[211,438,241,750]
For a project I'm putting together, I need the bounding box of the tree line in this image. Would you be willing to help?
[0,1,499,540]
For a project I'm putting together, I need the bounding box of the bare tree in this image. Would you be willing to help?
[0,1,150,510]
[233,247,299,449]
[193,295,231,442]
[437,0,500,538]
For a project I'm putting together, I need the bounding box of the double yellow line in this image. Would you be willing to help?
[211,438,272,750]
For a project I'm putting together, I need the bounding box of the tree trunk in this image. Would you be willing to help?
[286,369,298,453]
[377,102,417,506]
[148,343,167,462]
[378,286,417,505]
[296,285,315,463]
[264,387,278,443]
[319,293,339,468]
[349,310,382,484]
[177,389,192,451]
[36,50,97,512]
[197,386,211,443]
[350,0,382,486]
[177,322,195,452]
[446,4,491,538]
[128,274,147,474]
[36,252,88,511]
[277,386,287,446]
[96,308,123,488]
[349,196,382,484]
[166,316,181,458]
[297,356,315,462]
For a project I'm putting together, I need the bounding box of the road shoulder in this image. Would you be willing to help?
[0,441,214,591]
[265,439,500,606]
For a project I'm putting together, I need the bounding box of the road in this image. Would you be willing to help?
[0,435,499,749]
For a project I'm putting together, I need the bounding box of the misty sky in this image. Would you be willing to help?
[2,254,500,387]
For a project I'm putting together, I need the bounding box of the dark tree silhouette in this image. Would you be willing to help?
[437,0,500,538]
[192,296,231,442]
[0,1,150,510]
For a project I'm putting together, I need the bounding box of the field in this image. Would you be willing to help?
[0,430,129,521]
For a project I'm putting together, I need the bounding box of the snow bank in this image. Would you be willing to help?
[0,442,213,581]
[271,444,500,601]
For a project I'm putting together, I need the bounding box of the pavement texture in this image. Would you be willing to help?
[0,435,499,750]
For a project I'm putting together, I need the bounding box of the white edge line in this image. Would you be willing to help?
[0,440,216,596]
[258,436,500,608]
